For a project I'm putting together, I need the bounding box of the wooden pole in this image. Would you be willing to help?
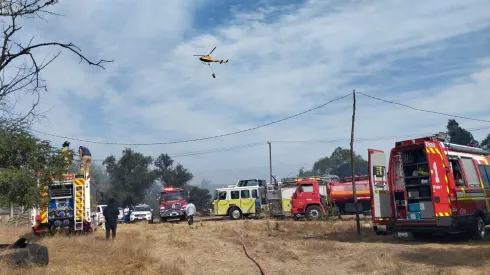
[350,89,361,235]
[267,141,272,217]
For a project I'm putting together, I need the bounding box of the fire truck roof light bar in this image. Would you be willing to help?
[444,143,490,156]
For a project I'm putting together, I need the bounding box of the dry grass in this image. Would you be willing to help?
[1,219,490,275]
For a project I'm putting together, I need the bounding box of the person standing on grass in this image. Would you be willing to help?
[103,198,119,240]
[123,206,130,223]
[185,200,196,228]
[255,197,261,219]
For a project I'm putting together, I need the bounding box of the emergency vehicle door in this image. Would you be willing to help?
[215,191,229,216]
[240,189,254,214]
[368,149,393,221]
[425,141,452,219]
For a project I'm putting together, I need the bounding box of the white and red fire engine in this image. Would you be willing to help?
[368,133,490,240]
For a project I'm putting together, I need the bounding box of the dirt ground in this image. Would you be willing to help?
[1,218,490,275]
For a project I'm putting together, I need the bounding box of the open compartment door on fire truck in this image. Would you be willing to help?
[368,149,394,232]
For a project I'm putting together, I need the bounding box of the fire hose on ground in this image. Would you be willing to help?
[240,240,267,275]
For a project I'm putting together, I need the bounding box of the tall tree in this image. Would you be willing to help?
[481,134,490,151]
[154,153,193,188]
[297,147,368,179]
[446,119,478,146]
[0,126,67,213]
[0,0,112,130]
[102,148,156,206]
[186,185,212,212]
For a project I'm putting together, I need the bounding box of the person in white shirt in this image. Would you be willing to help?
[123,206,130,223]
[185,200,196,228]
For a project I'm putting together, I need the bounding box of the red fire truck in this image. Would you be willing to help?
[270,176,371,220]
[158,187,188,222]
[368,134,490,240]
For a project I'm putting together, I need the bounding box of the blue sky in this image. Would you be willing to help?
[8,0,490,187]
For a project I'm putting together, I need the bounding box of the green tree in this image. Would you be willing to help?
[481,134,490,151]
[298,147,368,179]
[154,154,193,188]
[0,126,67,213]
[186,185,212,212]
[446,119,479,146]
[298,167,316,177]
[102,148,156,206]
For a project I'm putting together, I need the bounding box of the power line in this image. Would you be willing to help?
[271,126,490,143]
[357,91,490,123]
[190,162,314,176]
[85,125,490,162]
[29,93,351,146]
[90,142,266,161]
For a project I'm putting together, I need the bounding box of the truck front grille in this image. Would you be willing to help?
[166,203,181,209]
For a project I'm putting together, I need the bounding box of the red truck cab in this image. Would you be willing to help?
[158,187,188,222]
[290,179,328,220]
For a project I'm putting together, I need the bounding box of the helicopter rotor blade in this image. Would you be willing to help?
[208,46,216,55]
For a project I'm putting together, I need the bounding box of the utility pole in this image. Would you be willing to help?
[268,141,272,188]
[267,141,272,217]
[350,89,361,235]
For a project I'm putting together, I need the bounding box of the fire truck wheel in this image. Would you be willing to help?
[305,205,323,221]
[229,207,242,220]
[470,216,485,240]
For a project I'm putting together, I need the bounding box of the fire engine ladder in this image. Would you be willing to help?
[74,184,84,231]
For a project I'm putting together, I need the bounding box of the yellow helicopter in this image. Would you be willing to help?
[194,47,228,65]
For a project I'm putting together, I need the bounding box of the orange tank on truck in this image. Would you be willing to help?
[158,186,188,222]
[368,133,490,240]
[327,175,372,215]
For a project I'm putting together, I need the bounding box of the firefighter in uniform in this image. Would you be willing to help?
[78,145,92,176]
[60,141,72,172]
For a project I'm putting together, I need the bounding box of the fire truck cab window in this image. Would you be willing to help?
[238,180,262,187]
[478,165,490,189]
[461,157,480,187]
[241,190,250,199]
[299,184,314,193]
[449,158,466,187]
[252,189,258,198]
[231,191,239,199]
[218,191,227,200]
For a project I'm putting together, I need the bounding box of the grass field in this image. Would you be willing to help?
[1,219,490,275]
